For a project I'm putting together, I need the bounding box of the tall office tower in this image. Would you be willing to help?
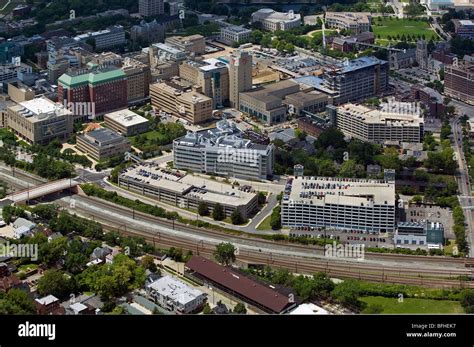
[139,0,164,17]
[416,39,428,70]
[229,50,252,108]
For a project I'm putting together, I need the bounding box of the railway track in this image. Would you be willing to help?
[60,195,474,288]
[68,194,474,269]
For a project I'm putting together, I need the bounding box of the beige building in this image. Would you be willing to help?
[118,163,258,219]
[6,97,73,145]
[8,82,35,104]
[251,9,302,32]
[104,109,149,136]
[150,81,213,124]
[325,12,371,34]
[335,103,424,144]
[239,80,300,125]
[76,128,131,161]
[229,50,253,108]
[165,35,206,55]
[179,58,229,108]
[122,57,151,105]
[283,91,329,116]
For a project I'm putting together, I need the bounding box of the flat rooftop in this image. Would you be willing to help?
[120,163,256,207]
[81,128,129,146]
[284,176,395,207]
[338,103,424,126]
[11,97,72,122]
[104,109,149,127]
[147,276,204,306]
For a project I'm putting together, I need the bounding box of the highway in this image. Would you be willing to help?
[55,194,474,288]
[451,116,474,257]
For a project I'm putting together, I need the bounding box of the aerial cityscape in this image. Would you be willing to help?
[1,0,474,329]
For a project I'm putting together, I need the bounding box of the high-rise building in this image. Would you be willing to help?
[173,119,274,180]
[416,39,428,70]
[139,0,164,17]
[179,58,229,108]
[58,67,128,120]
[74,25,126,51]
[335,102,424,144]
[444,59,474,105]
[229,50,252,108]
[150,81,213,124]
[294,56,388,105]
[122,57,151,105]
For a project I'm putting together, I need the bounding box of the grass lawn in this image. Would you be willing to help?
[361,296,464,314]
[372,18,438,41]
[256,214,272,230]
[18,264,38,272]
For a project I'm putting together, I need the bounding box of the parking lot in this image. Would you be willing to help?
[288,227,393,248]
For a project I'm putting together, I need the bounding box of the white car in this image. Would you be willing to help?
[0,220,6,227]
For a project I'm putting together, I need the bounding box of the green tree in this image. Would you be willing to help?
[212,203,225,221]
[37,270,75,299]
[198,201,209,216]
[202,303,213,314]
[269,205,281,230]
[460,289,474,313]
[233,302,247,314]
[141,255,158,273]
[230,209,244,225]
[214,242,236,266]
[0,289,36,315]
[332,280,362,309]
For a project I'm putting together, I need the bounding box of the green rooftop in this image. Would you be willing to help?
[58,68,126,88]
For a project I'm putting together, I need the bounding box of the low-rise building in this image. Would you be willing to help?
[281,176,396,232]
[389,48,416,70]
[6,97,73,145]
[186,256,296,314]
[118,163,258,219]
[394,221,444,249]
[103,109,149,136]
[36,295,64,315]
[76,128,131,161]
[325,12,371,34]
[146,276,207,314]
[220,25,252,45]
[251,9,301,32]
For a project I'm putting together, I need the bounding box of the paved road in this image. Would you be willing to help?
[451,116,474,257]
[101,178,278,234]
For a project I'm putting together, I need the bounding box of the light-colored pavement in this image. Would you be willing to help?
[101,178,278,234]
[451,116,474,257]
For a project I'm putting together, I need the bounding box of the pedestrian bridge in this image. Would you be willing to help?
[1,179,79,204]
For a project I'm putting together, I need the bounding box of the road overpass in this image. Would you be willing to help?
[1,178,79,204]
